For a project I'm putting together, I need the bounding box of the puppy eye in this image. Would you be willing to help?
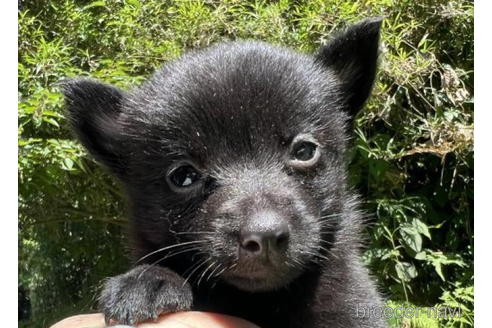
[167,164,202,189]
[292,142,317,161]
[288,136,321,169]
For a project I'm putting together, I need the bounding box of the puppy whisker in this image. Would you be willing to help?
[197,260,216,288]
[182,259,210,287]
[137,240,208,263]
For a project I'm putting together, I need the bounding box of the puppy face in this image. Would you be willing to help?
[64,19,381,292]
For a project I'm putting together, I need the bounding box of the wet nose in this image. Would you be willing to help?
[239,221,290,256]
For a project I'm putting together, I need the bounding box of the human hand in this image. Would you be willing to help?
[50,312,260,328]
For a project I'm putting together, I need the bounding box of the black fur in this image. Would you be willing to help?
[63,18,386,328]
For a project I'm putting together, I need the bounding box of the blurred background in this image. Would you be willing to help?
[18,1,474,327]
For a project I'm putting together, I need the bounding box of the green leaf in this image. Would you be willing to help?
[43,117,60,128]
[425,251,466,281]
[83,1,106,10]
[395,261,418,282]
[412,218,431,239]
[434,262,445,281]
[62,158,74,171]
[399,224,422,253]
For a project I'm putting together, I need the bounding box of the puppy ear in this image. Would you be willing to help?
[62,78,127,175]
[316,18,382,115]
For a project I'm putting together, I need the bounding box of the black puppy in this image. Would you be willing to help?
[63,18,386,328]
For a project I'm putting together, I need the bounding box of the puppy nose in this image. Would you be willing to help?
[239,222,290,255]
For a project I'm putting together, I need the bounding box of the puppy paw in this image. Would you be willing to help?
[99,265,193,325]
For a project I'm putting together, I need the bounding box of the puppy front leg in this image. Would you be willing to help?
[99,265,193,325]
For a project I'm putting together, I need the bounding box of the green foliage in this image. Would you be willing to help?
[386,300,440,328]
[439,284,474,327]
[18,1,473,327]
